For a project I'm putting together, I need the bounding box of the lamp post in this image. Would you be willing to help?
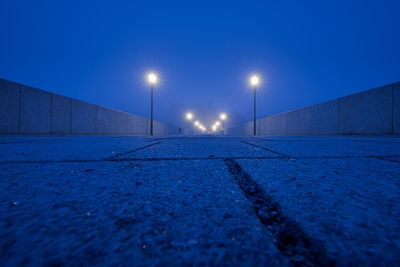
[250,75,259,136]
[186,112,193,135]
[194,121,199,135]
[148,73,157,135]
[220,113,227,134]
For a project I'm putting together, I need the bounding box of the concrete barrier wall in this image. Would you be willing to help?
[338,84,393,135]
[20,84,52,134]
[394,83,400,134]
[0,80,19,134]
[52,94,72,135]
[227,81,400,136]
[0,79,181,136]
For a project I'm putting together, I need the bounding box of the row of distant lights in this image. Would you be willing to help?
[185,113,206,132]
[211,113,226,132]
[147,72,260,133]
[185,112,227,133]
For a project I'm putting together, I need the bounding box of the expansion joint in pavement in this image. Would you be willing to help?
[240,141,295,159]
[109,142,162,158]
[371,156,400,164]
[224,158,333,266]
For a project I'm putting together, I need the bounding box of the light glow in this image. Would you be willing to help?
[194,121,199,126]
[148,73,157,84]
[186,112,193,120]
[220,113,227,120]
[250,75,259,86]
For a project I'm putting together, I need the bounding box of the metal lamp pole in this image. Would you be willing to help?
[150,84,154,136]
[253,84,256,136]
[147,73,157,136]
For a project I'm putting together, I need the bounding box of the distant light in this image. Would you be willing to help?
[220,113,227,120]
[148,73,157,84]
[250,75,259,86]
[186,112,193,120]
[212,125,217,131]
[215,121,220,126]
[194,121,199,126]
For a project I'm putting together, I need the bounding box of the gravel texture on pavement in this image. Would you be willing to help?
[1,136,399,266]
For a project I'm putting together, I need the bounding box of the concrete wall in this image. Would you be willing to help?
[227,81,400,136]
[0,79,181,136]
[338,84,393,135]
[392,82,400,134]
[52,94,72,135]
[0,79,19,134]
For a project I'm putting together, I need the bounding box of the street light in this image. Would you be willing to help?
[250,75,259,136]
[148,72,157,135]
[194,120,199,135]
[186,112,193,135]
[220,113,227,135]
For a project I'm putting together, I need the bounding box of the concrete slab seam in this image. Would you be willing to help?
[240,140,294,159]
[1,154,400,165]
[111,141,162,158]
[224,158,333,265]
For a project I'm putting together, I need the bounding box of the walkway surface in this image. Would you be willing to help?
[1,136,400,266]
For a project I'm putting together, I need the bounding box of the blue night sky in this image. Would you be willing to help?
[1,0,399,128]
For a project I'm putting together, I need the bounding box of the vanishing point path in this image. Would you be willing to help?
[1,136,400,266]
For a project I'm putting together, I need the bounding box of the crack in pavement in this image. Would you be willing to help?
[224,158,334,266]
[240,140,295,159]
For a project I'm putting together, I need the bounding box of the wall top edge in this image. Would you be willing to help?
[0,78,179,129]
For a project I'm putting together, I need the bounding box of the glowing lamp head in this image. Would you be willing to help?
[250,75,259,86]
[194,121,199,126]
[212,125,217,131]
[220,113,227,120]
[148,73,157,84]
[215,121,220,126]
[186,112,193,120]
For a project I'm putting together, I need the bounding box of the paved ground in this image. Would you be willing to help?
[1,136,400,266]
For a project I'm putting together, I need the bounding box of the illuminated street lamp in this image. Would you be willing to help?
[220,113,227,134]
[198,124,205,133]
[194,121,200,133]
[250,75,259,136]
[148,73,157,135]
[186,112,193,135]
